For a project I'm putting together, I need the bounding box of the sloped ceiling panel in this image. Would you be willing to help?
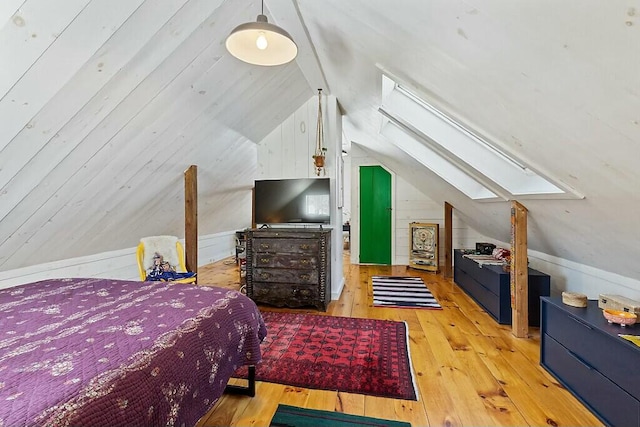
[0,0,313,271]
[296,0,640,280]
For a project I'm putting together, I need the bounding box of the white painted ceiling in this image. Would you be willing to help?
[1,0,639,282]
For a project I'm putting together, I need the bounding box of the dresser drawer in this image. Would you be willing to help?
[253,267,318,284]
[253,283,320,308]
[253,238,319,254]
[543,302,640,400]
[454,252,503,295]
[455,267,501,321]
[542,333,640,427]
[454,251,479,275]
[253,254,317,269]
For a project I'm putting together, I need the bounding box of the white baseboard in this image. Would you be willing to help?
[0,232,237,290]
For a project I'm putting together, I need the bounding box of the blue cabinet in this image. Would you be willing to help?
[541,297,640,426]
[453,249,550,326]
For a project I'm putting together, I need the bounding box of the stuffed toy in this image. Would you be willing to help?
[146,252,196,282]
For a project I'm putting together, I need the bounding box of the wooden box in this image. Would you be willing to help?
[598,294,640,315]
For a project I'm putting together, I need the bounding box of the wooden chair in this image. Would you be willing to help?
[136,236,196,284]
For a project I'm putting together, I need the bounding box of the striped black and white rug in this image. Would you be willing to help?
[372,276,442,309]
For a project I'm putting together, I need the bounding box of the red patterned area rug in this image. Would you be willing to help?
[234,311,417,401]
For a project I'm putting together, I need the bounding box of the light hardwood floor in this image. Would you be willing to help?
[196,254,603,427]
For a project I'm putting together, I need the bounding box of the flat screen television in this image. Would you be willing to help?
[254,178,330,224]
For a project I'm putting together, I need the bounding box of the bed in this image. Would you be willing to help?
[0,277,267,427]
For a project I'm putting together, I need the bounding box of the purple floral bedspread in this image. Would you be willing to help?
[0,278,266,427]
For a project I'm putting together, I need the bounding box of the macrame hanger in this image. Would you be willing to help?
[313,88,326,176]
[316,89,323,154]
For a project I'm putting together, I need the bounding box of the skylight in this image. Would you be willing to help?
[380,118,497,200]
[379,74,582,201]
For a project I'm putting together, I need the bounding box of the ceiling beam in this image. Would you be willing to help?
[265,0,329,94]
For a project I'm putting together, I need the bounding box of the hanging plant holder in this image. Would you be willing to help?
[313,153,325,168]
[313,88,326,176]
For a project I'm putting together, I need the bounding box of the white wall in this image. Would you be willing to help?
[0,232,236,290]
[349,144,489,266]
[0,94,347,296]
[394,175,443,265]
[257,94,345,301]
[348,144,640,302]
[477,237,640,301]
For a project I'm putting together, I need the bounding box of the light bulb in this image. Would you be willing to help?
[256,32,268,50]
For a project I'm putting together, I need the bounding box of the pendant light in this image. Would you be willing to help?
[225,0,298,66]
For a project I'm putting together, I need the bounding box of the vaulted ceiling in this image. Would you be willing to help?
[1,0,639,283]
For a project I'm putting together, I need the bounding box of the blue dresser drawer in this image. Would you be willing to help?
[454,267,501,321]
[454,252,504,295]
[543,300,640,402]
[542,333,640,427]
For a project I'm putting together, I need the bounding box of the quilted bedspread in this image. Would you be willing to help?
[0,278,266,427]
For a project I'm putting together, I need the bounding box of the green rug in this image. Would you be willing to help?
[269,404,412,427]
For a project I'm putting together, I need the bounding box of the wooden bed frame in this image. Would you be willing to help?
[224,365,256,397]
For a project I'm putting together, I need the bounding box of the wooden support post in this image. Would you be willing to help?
[184,165,198,282]
[510,200,528,337]
[444,202,453,278]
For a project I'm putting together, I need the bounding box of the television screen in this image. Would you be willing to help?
[254,178,330,224]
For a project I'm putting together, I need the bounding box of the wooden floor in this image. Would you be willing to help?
[195,253,603,427]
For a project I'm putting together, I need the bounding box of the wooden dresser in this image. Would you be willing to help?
[541,297,640,426]
[245,228,331,311]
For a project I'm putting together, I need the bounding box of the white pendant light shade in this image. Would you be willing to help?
[226,14,298,66]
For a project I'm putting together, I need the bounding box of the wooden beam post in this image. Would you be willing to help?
[444,202,453,278]
[184,165,198,281]
[510,200,528,337]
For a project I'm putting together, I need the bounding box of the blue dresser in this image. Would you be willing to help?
[453,249,550,326]
[541,297,640,427]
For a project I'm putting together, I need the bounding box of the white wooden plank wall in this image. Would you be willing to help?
[0,0,312,271]
[394,175,443,266]
[0,0,196,231]
[0,0,146,151]
[0,1,26,28]
[0,0,91,103]
[259,96,318,180]
[452,210,493,250]
[0,232,237,289]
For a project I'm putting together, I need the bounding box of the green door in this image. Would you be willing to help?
[359,166,392,264]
